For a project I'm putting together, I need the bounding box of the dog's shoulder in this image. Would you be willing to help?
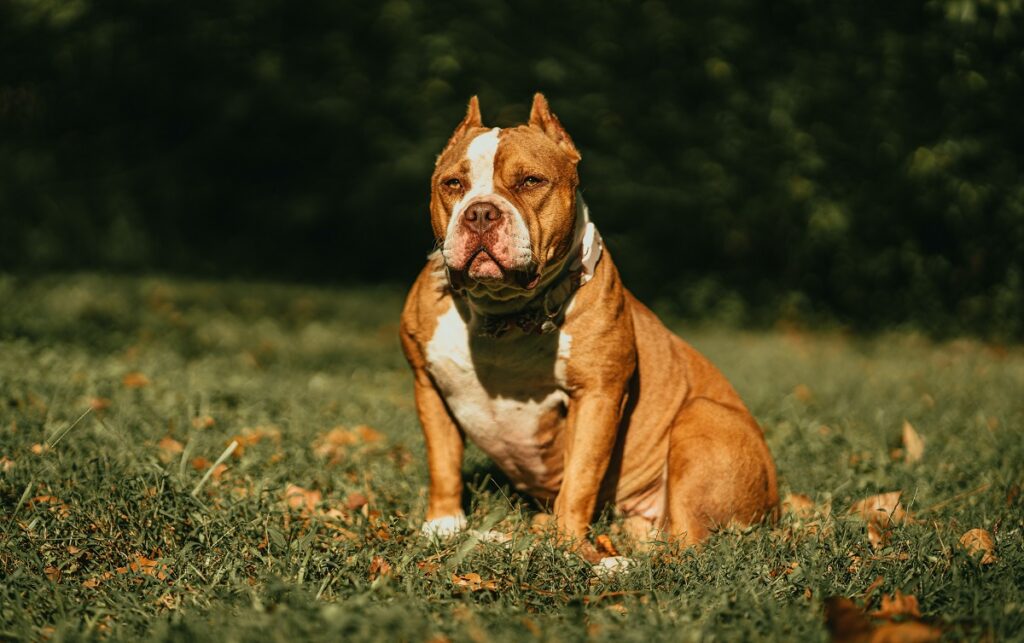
[400,252,453,367]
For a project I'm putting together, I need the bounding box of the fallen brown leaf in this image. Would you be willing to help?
[355,425,384,443]
[191,415,216,430]
[118,555,170,580]
[783,493,817,519]
[44,566,61,582]
[870,621,942,642]
[0,455,14,472]
[190,456,211,471]
[849,491,908,528]
[901,421,925,464]
[595,534,620,557]
[283,484,322,514]
[30,495,70,518]
[30,443,49,455]
[82,577,102,589]
[229,426,281,458]
[871,591,922,619]
[959,528,997,565]
[89,397,112,412]
[451,572,499,592]
[826,596,941,643]
[1006,483,1020,507]
[369,556,392,580]
[312,427,359,463]
[862,576,885,602]
[157,436,184,462]
[794,384,814,402]
[866,522,887,550]
[345,491,369,510]
[122,372,150,389]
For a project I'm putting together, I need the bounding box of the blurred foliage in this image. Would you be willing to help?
[1,0,1023,336]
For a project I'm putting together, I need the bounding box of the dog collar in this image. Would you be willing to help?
[474,194,603,338]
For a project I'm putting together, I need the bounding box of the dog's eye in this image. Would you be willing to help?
[520,175,545,189]
[443,178,463,190]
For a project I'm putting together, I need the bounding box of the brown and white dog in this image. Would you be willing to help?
[400,94,778,560]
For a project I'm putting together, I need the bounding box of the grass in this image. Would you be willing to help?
[0,272,1022,642]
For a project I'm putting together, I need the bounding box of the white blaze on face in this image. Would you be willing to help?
[448,127,501,234]
[442,128,533,275]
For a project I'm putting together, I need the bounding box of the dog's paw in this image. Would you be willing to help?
[420,513,467,539]
[592,556,634,576]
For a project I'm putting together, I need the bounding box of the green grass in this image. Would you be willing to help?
[0,273,1021,642]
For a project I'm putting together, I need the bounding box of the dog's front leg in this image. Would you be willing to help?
[413,370,467,537]
[553,390,626,558]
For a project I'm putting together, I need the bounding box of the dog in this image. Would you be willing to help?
[400,94,778,560]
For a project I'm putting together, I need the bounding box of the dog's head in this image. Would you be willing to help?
[431,94,581,299]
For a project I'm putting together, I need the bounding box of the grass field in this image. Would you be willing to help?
[1,273,1021,642]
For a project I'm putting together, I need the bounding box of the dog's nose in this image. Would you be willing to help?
[463,202,501,233]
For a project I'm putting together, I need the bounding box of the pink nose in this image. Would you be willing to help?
[463,202,502,234]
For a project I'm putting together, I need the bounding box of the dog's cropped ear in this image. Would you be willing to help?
[438,96,483,161]
[529,93,581,163]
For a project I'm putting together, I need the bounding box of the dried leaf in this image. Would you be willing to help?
[82,577,102,589]
[369,556,392,580]
[826,596,941,643]
[157,436,184,462]
[283,484,322,514]
[901,421,925,464]
[862,576,885,602]
[871,591,922,619]
[849,492,908,528]
[30,495,70,518]
[0,456,14,472]
[823,593,872,638]
[89,397,112,412]
[44,566,61,582]
[1006,483,1020,507]
[312,427,359,463]
[30,443,49,455]
[870,621,942,642]
[521,618,541,637]
[793,384,813,402]
[595,534,620,557]
[190,456,211,471]
[451,572,499,591]
[355,425,384,443]
[118,555,170,580]
[122,372,150,389]
[866,522,887,550]
[783,493,817,519]
[959,528,997,565]
[345,491,369,510]
[191,415,216,430]
[229,426,281,457]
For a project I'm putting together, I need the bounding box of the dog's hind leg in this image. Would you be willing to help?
[664,397,778,546]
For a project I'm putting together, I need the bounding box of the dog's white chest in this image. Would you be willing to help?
[424,302,571,495]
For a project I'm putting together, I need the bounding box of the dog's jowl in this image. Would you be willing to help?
[400,94,778,557]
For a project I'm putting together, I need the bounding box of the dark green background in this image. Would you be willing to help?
[2,0,1022,336]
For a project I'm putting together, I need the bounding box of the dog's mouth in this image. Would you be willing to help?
[448,248,541,291]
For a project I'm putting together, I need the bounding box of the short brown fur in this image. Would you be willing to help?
[402,94,778,553]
